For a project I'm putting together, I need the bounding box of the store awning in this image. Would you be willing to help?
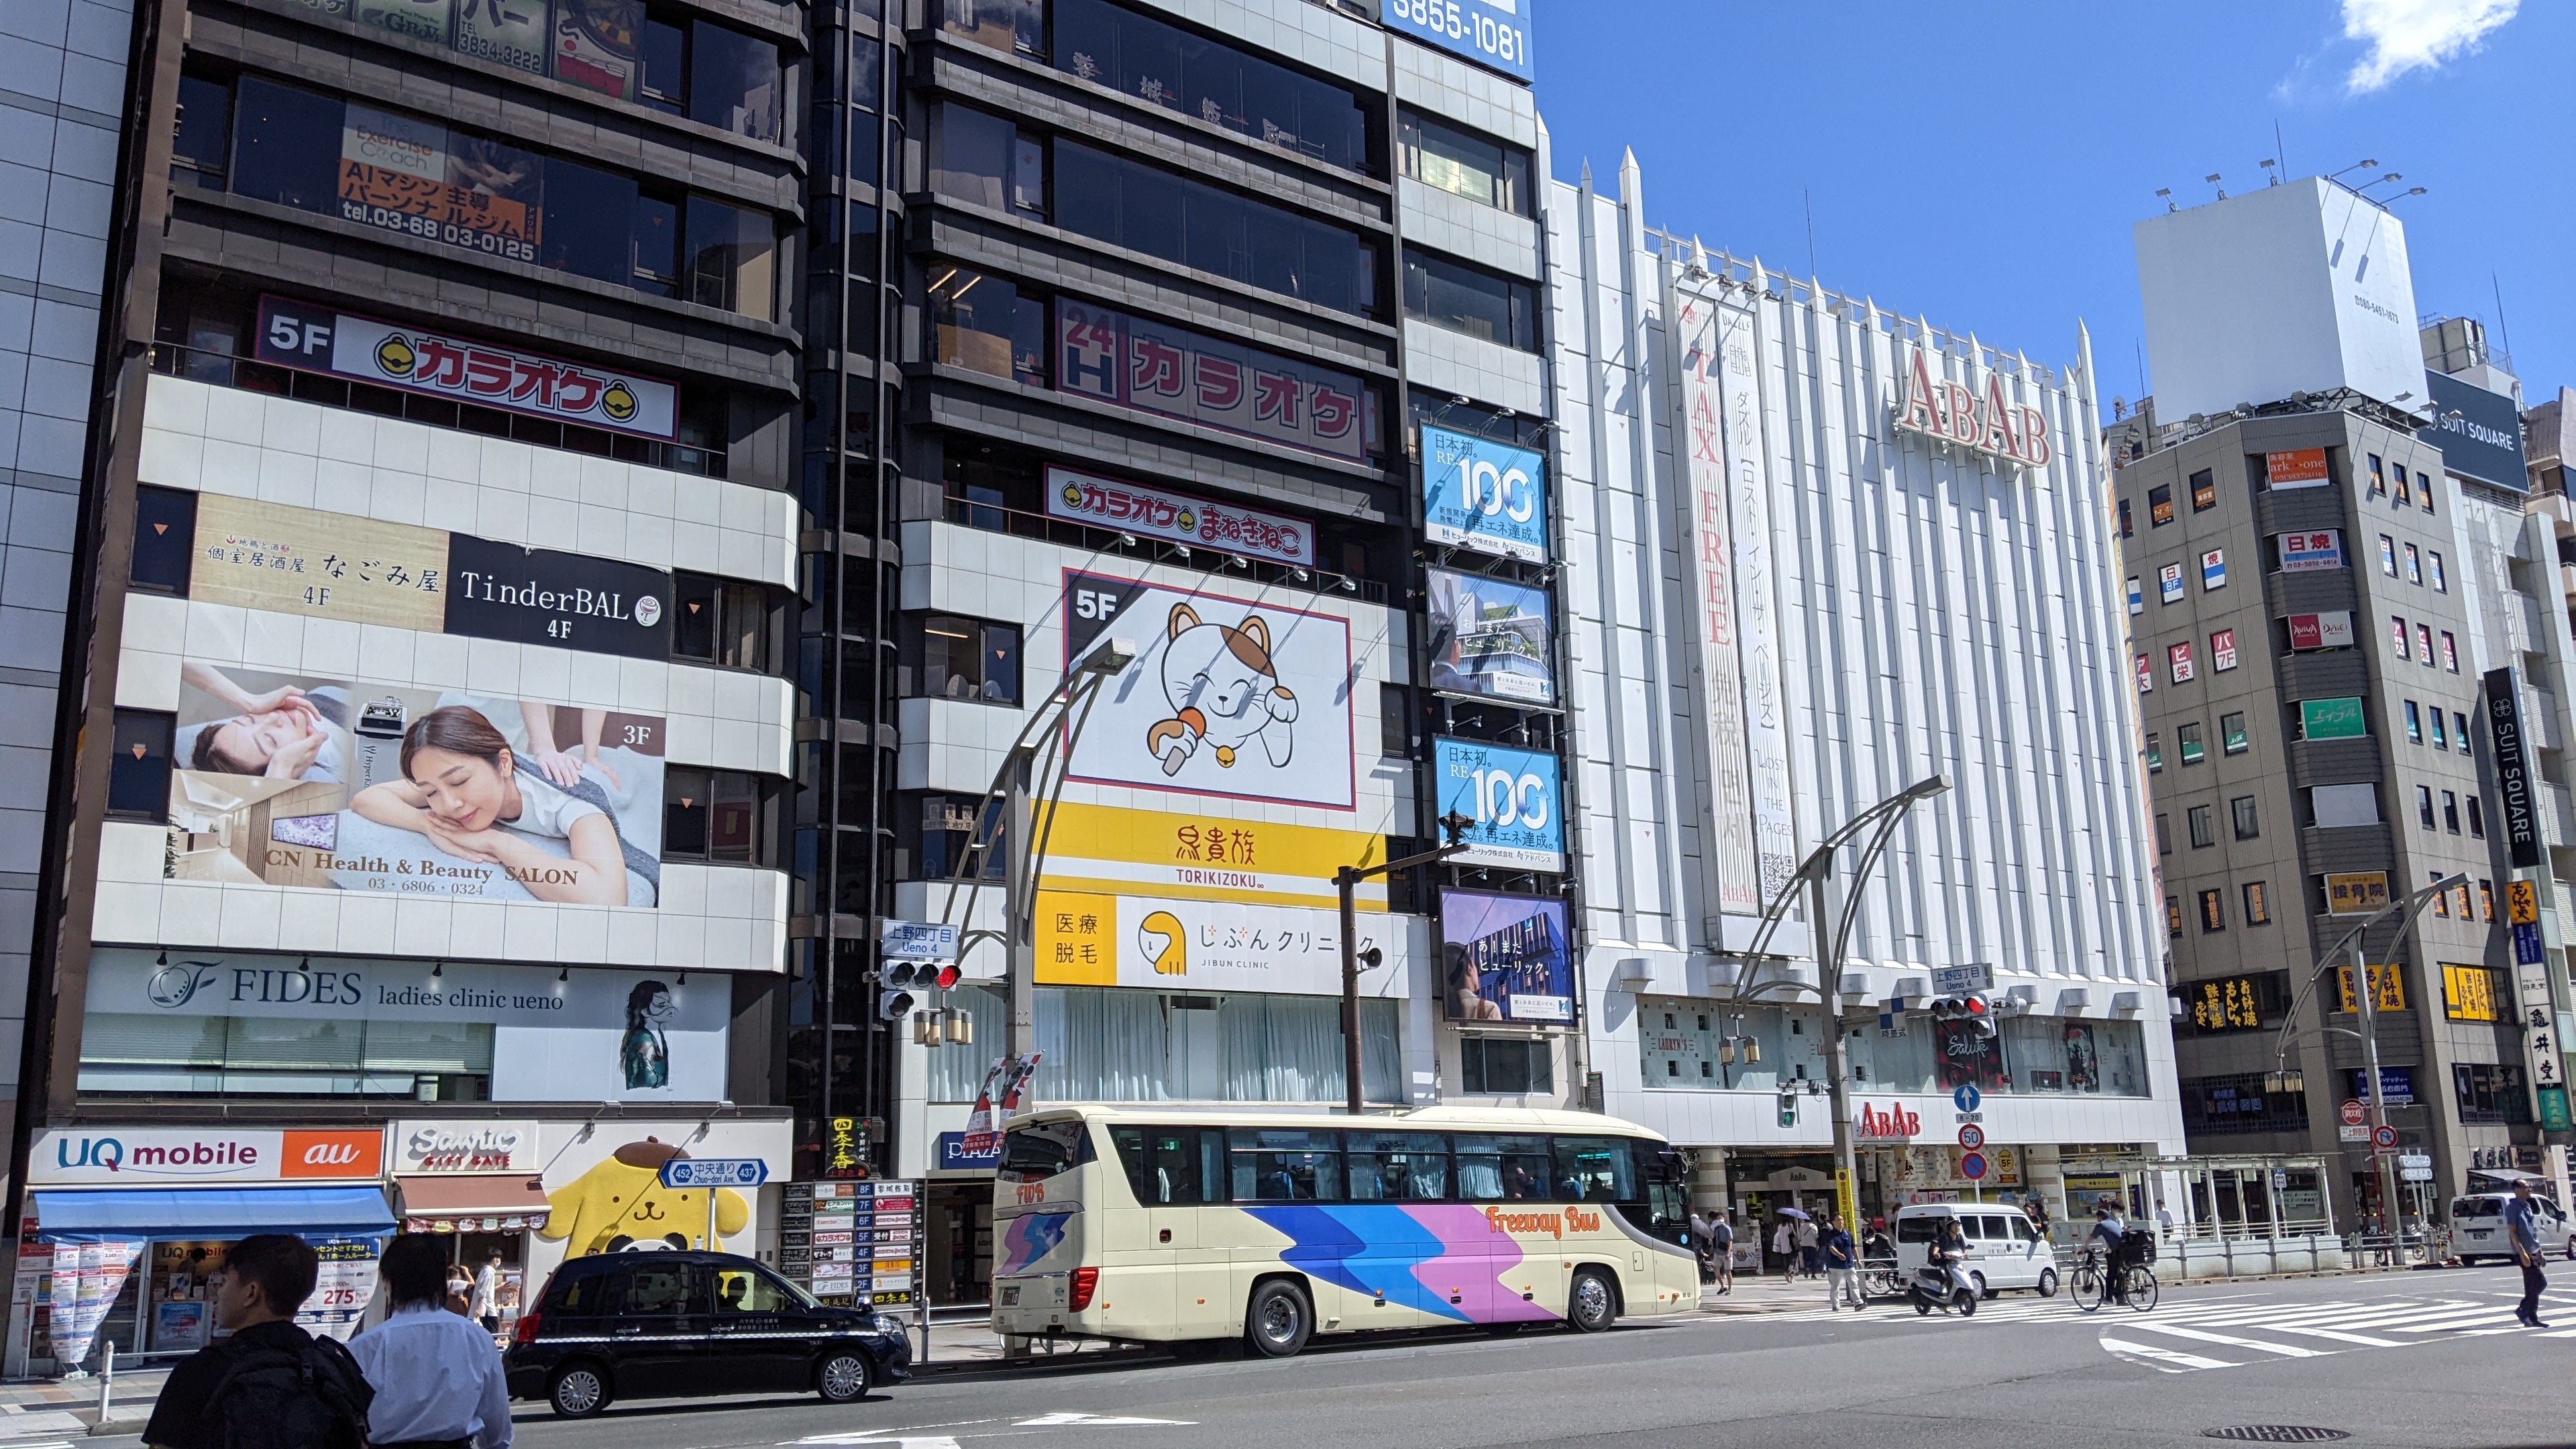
[32,1188,396,1242]
[395,1175,550,1233]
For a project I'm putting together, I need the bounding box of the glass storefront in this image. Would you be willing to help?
[923,985,1401,1104]
[1638,995,2151,1097]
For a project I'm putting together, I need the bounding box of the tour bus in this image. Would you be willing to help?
[987,1104,1699,1357]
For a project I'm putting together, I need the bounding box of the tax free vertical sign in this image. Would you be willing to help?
[1383,0,1534,83]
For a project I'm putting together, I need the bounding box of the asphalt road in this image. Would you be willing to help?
[86,1265,2576,1449]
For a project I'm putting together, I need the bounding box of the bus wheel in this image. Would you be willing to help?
[1567,1269,1617,1333]
[1246,1280,1312,1358]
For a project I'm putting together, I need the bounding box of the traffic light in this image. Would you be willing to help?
[1931,994,1998,1040]
[1776,1089,1797,1128]
[879,959,926,1024]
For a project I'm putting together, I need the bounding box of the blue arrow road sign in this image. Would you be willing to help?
[659,1158,769,1189]
[1953,1083,1982,1114]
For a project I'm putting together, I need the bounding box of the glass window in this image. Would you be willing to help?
[662,767,777,866]
[231,77,341,213]
[1399,109,1532,215]
[77,1011,494,1097]
[2147,485,2172,526]
[2220,712,2248,755]
[1403,251,1537,351]
[2416,623,2434,667]
[671,574,772,671]
[1110,1126,1216,1205]
[2404,700,2422,743]
[684,197,776,319]
[2155,814,2171,855]
[2198,888,2224,932]
[539,157,643,286]
[2391,616,2410,659]
[2455,712,2471,749]
[2166,896,2183,937]
[554,0,644,101]
[2440,631,2458,673]
[1053,0,1372,174]
[2231,796,2259,841]
[2428,551,2446,592]
[1228,1128,1342,1201]
[2429,708,2448,750]
[2118,499,2133,537]
[1052,138,1373,315]
[2243,881,2271,925]
[904,613,1022,706]
[711,1266,800,1313]
[130,485,197,592]
[2177,722,2204,763]
[690,23,783,143]
[998,1119,1095,1183]
[639,15,686,113]
[1346,1132,1448,1201]
[109,710,176,818]
[1460,1036,1553,1094]
[1550,1137,1636,1203]
[2403,542,2421,583]
[851,36,883,112]
[621,1259,702,1315]
[633,192,680,296]
[2367,453,2386,494]
[173,72,232,186]
[2479,879,2496,922]
[2145,733,2162,773]
[2467,796,2485,838]
[2442,790,2461,834]
[926,267,1048,387]
[2418,472,2434,513]
[941,0,1044,56]
[933,104,1018,211]
[1454,1132,1552,1201]
[2187,805,2214,849]
[2416,784,2436,829]
[2394,468,2412,506]
[2378,535,2398,576]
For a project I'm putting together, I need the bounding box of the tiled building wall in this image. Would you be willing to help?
[0,0,136,1110]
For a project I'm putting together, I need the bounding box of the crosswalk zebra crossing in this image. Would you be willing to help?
[1714,1284,2576,1373]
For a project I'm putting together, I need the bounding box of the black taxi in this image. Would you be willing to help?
[505,1250,912,1416]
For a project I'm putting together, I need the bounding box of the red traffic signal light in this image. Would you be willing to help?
[934,963,961,989]
[1962,994,1988,1018]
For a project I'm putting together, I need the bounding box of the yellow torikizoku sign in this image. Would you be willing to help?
[1034,800,1391,911]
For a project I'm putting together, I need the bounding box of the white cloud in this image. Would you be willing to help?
[2342,0,2518,93]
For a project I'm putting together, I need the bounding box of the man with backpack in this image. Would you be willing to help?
[144,1234,372,1449]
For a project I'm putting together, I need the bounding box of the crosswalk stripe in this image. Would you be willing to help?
[2118,1322,2326,1357]
[2378,1309,2524,1333]
[2099,1334,2234,1371]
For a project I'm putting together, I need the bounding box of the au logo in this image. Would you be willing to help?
[374,333,417,379]
[1138,911,1186,976]
[599,381,639,423]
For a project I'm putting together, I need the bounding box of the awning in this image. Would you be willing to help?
[396,1175,550,1234]
[32,1187,396,1242]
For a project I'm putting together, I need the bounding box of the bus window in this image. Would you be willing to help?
[1346,1132,1448,1201]
[1228,1128,1342,1201]
[1454,1134,1552,1201]
[998,1120,1095,1183]
[1111,1126,1212,1205]
[1550,1136,1637,1202]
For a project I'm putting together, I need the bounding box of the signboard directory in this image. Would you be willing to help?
[779,1180,916,1307]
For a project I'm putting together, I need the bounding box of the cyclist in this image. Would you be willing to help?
[2091,1205,2130,1303]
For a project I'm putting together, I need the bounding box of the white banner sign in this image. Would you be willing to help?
[1713,295,1798,904]
[1044,465,1313,566]
[1674,288,1759,914]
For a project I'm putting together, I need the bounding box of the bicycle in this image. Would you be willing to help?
[2071,1248,2158,1313]
[1862,1256,1905,1299]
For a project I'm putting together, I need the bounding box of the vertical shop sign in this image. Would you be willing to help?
[1714,297,1797,904]
[1673,289,1757,914]
[2485,667,2540,868]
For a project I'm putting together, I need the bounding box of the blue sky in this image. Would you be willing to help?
[1532,1,2574,417]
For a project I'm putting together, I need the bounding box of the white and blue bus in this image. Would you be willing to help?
[989,1104,1698,1356]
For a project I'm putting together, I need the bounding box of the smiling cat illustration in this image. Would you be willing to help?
[1145,602,1298,775]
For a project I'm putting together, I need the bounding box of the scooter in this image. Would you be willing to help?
[1909,1259,1978,1317]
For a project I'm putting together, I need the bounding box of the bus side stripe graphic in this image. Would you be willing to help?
[999,1212,1071,1275]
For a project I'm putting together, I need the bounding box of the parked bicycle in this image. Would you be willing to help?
[1862,1256,1906,1299]
[2070,1245,2159,1313]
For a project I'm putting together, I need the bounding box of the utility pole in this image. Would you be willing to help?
[1337,812,1477,1116]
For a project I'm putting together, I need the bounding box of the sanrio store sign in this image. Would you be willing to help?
[1892,350,2055,471]
[395,1120,539,1174]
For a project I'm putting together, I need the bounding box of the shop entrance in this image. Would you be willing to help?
[922,1181,992,1306]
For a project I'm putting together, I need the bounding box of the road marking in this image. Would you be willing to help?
[790,1438,959,1448]
[2116,1322,2323,1357]
[2099,1335,2234,1371]
[1014,1412,1195,1427]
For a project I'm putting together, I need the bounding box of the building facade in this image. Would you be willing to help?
[5,0,806,1371]
[1547,156,2184,1235]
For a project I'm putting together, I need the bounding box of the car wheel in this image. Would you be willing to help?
[1970,1272,1994,1300]
[816,1350,871,1405]
[1566,1269,1617,1334]
[2565,1239,2575,1263]
[549,1364,610,1419]
[1245,1280,1311,1358]
[2036,1268,2059,1298]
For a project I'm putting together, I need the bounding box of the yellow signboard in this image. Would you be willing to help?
[2334,964,2406,1014]
[191,493,449,630]
[1036,800,1389,910]
[2324,872,2390,916]
[2508,879,2539,926]
[2441,963,2503,1022]
[1032,887,1389,996]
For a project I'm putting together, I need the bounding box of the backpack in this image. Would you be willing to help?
[203,1332,374,1449]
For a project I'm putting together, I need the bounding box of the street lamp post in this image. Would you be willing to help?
[1725,775,1952,1228]
[1336,811,1477,1116]
[2268,871,2465,1241]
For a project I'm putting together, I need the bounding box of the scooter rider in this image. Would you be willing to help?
[1929,1216,1974,1299]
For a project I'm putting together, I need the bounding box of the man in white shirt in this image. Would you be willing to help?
[470,1250,505,1335]
[350,1235,513,1449]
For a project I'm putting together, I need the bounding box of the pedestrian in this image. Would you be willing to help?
[2024,1197,2051,1243]
[1822,1216,1864,1311]
[2155,1201,2176,1240]
[2504,1179,2551,1328]
[1796,1215,1822,1279]
[1770,1216,1794,1277]
[141,1234,373,1449]
[1688,1210,1717,1285]
[347,1234,515,1449]
[1711,1210,1736,1294]
[471,1248,506,1335]
[445,1261,473,1316]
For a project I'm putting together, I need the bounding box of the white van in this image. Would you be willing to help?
[2451,1193,2573,1265]
[1892,1203,2059,1297]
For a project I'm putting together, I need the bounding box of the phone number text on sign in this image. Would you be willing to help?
[1383,0,1534,82]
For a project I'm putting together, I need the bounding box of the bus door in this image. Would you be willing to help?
[1111,1125,1216,1333]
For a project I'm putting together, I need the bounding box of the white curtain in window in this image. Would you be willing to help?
[1020,988,1399,1104]
[926,986,1007,1103]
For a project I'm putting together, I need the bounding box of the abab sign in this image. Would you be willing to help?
[1433,737,1563,871]
[1383,0,1533,83]
[1892,350,2055,470]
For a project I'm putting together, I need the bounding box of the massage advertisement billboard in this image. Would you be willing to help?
[166,664,665,907]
